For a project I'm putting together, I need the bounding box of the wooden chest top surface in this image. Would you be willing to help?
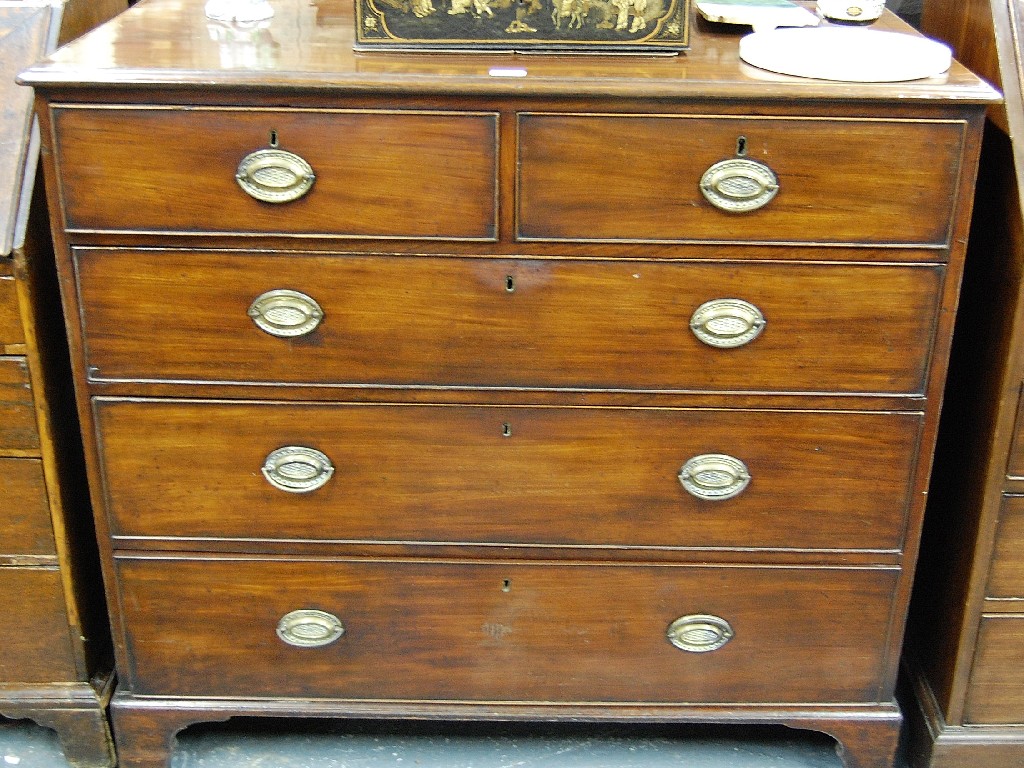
[19,0,1000,104]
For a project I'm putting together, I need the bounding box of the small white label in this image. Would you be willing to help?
[5,756,23,765]
[488,67,528,78]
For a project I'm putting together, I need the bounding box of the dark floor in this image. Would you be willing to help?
[0,716,913,767]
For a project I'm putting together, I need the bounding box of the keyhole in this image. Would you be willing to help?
[736,136,747,156]
[502,579,512,592]
[502,422,512,437]
[505,275,515,293]
[269,129,279,148]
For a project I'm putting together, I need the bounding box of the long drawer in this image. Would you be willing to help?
[0,458,55,557]
[51,106,498,239]
[517,114,965,245]
[0,567,77,683]
[115,555,898,703]
[95,399,921,551]
[74,249,943,394]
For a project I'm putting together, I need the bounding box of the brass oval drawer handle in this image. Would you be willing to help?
[236,148,316,203]
[667,614,734,653]
[689,298,765,349]
[700,158,779,212]
[276,609,345,648]
[248,289,324,338]
[678,453,751,501]
[262,446,335,493]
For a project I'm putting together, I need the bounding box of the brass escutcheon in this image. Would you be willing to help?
[700,158,779,212]
[667,614,734,653]
[276,609,345,648]
[236,148,315,203]
[262,446,335,493]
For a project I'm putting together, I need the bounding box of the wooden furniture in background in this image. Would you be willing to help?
[0,1,125,766]
[902,0,1024,765]
[19,2,997,766]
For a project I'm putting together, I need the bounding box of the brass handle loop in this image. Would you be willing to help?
[262,446,335,494]
[277,609,345,648]
[700,158,779,212]
[248,289,324,338]
[236,148,315,203]
[689,298,765,349]
[678,454,751,501]
[667,614,734,653]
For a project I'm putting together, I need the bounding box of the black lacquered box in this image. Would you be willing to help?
[354,0,690,51]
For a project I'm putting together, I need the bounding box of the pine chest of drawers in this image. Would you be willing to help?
[19,2,999,766]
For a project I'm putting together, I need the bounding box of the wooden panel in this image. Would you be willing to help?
[95,399,922,551]
[517,114,964,245]
[74,249,943,395]
[964,615,1024,724]
[52,107,498,240]
[0,567,77,683]
[0,273,23,345]
[116,555,897,703]
[0,356,38,452]
[0,458,55,556]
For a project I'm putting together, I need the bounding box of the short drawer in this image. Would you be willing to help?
[987,495,1024,598]
[115,555,897,703]
[74,249,943,395]
[95,399,921,552]
[52,106,498,239]
[0,458,55,557]
[964,615,1024,724]
[0,567,77,683]
[0,273,24,346]
[0,357,38,452]
[518,114,964,245]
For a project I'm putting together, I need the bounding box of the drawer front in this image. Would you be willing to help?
[1006,388,1024,479]
[0,567,77,683]
[95,399,921,551]
[75,249,943,394]
[52,107,498,239]
[0,458,55,556]
[518,114,964,245]
[964,615,1024,724]
[988,496,1024,597]
[116,556,897,703]
[0,357,38,452]
[0,273,24,346]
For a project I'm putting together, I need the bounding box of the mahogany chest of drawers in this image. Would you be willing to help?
[19,2,998,766]
[902,1,1024,766]
[1,3,124,766]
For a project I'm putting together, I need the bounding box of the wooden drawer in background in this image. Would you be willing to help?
[0,270,23,346]
[964,615,1024,724]
[517,114,965,245]
[0,356,38,452]
[51,107,498,239]
[95,399,922,551]
[988,495,1024,597]
[0,458,55,557]
[74,249,944,394]
[115,555,898,703]
[0,567,77,683]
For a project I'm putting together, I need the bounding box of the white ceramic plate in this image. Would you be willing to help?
[738,27,953,82]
